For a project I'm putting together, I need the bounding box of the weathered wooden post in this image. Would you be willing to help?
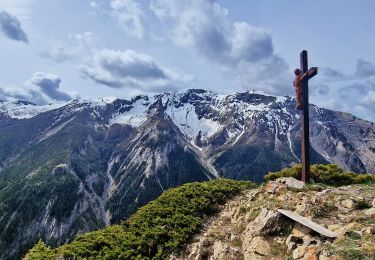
[299,50,318,182]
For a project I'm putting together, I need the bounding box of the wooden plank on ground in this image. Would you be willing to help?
[277,209,337,238]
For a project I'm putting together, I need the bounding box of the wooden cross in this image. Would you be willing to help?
[300,50,318,183]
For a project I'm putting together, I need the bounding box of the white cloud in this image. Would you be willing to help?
[29,72,72,101]
[39,31,95,64]
[356,59,375,77]
[110,0,147,39]
[321,67,344,78]
[0,73,72,104]
[80,49,193,92]
[90,1,99,9]
[0,85,45,104]
[311,63,375,122]
[0,0,34,21]
[0,10,28,42]
[69,31,94,49]
[361,90,375,106]
[150,0,290,95]
[39,44,74,63]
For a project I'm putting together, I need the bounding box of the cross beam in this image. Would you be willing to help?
[300,50,317,183]
[306,67,318,79]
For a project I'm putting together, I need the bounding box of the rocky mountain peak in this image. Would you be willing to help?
[147,95,167,118]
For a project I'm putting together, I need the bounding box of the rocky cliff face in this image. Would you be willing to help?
[171,179,375,259]
[0,89,374,259]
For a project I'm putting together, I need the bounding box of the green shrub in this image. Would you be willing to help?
[346,230,361,240]
[24,240,55,260]
[264,164,375,186]
[354,200,371,210]
[25,179,256,259]
[311,202,338,218]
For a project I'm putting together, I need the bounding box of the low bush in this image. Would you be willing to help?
[264,164,375,186]
[25,179,256,259]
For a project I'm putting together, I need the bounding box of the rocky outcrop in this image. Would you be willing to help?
[172,178,375,259]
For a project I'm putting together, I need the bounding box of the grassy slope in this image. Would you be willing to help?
[25,179,256,259]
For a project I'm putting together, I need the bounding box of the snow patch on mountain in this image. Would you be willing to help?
[109,97,151,127]
[166,102,222,140]
[0,100,67,119]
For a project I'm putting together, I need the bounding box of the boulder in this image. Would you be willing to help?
[242,209,287,259]
[276,177,305,190]
[252,209,285,235]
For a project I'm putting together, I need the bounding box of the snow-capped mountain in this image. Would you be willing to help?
[0,89,374,259]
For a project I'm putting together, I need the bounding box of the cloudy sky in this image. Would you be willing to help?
[0,0,374,121]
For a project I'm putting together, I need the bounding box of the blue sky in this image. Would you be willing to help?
[0,0,374,121]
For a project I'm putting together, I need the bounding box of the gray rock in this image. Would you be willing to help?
[252,209,284,235]
[275,177,306,190]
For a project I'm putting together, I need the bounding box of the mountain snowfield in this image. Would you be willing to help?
[0,89,374,259]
